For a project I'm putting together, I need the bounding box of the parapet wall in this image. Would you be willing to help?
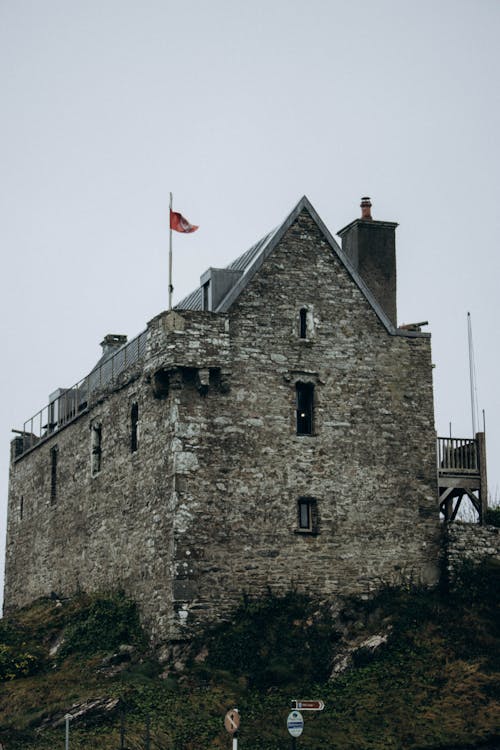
[146,309,230,372]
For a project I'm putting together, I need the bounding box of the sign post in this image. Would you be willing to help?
[287,700,324,747]
[287,710,304,750]
[64,714,72,750]
[224,708,240,750]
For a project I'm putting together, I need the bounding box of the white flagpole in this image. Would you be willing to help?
[169,192,173,311]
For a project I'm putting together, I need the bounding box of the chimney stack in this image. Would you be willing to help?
[337,198,398,327]
[100,334,127,357]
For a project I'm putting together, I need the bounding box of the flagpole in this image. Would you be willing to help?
[169,192,173,311]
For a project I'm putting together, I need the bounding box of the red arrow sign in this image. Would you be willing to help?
[291,700,325,711]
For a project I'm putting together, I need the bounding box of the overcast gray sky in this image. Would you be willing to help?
[1,0,499,606]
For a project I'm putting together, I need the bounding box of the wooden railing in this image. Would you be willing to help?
[437,437,479,474]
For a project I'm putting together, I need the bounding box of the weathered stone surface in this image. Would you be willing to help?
[445,523,500,583]
[330,631,391,679]
[4,208,443,645]
[41,697,120,729]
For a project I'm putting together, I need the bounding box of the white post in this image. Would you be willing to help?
[232,737,238,750]
[65,714,70,750]
[169,192,173,311]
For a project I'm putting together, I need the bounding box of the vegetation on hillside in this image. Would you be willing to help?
[484,506,500,527]
[0,562,499,750]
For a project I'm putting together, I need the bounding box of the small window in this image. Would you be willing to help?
[20,495,24,520]
[91,423,102,476]
[130,402,139,453]
[296,382,314,435]
[299,308,308,338]
[297,497,318,533]
[297,305,314,340]
[299,498,311,529]
[50,445,58,503]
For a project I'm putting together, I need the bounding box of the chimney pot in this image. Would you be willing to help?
[360,196,372,220]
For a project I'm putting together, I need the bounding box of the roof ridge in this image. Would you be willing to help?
[175,196,425,338]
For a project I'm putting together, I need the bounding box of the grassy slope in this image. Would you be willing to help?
[0,562,499,750]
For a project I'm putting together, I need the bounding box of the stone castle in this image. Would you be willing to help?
[4,196,493,645]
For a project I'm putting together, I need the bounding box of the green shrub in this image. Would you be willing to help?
[0,617,45,680]
[0,619,23,647]
[484,506,500,527]
[451,558,500,608]
[59,592,145,658]
[190,591,338,689]
[0,643,43,681]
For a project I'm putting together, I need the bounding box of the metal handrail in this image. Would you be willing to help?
[437,436,479,474]
[14,330,147,459]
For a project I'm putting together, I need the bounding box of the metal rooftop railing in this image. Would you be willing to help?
[14,330,147,460]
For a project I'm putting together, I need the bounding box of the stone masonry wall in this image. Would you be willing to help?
[4,315,229,644]
[445,523,500,582]
[167,209,441,638]
[5,375,174,643]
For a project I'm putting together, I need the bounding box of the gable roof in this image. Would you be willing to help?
[176,196,429,339]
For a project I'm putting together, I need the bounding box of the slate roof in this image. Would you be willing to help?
[175,196,429,339]
[226,228,279,272]
[175,227,279,312]
[176,286,203,312]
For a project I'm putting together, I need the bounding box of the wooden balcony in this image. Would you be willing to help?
[437,434,488,522]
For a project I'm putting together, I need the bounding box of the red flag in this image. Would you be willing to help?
[170,209,199,233]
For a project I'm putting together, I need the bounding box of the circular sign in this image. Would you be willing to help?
[224,708,240,734]
[287,710,304,738]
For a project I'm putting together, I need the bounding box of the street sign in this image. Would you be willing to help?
[291,700,325,711]
[287,710,304,738]
[224,708,240,734]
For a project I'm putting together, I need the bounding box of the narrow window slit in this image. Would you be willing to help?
[131,403,139,453]
[50,446,58,503]
[91,424,102,476]
[299,308,308,338]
